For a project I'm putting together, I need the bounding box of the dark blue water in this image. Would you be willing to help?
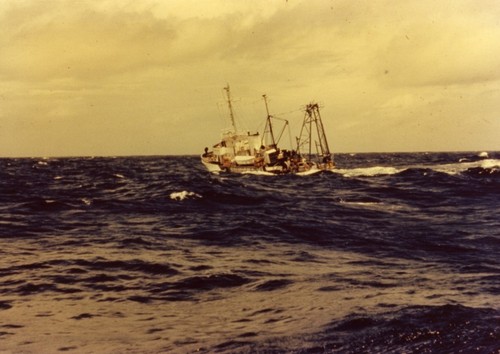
[0,152,499,353]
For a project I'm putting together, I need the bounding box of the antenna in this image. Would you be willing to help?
[224,85,237,132]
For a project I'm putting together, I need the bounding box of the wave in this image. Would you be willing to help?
[253,279,294,291]
[172,273,250,291]
[20,198,73,212]
[333,166,403,177]
[332,159,500,178]
[317,304,500,354]
[431,158,499,176]
[169,190,202,201]
[0,154,498,353]
[201,304,499,353]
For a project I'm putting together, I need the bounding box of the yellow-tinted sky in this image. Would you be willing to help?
[1,0,499,157]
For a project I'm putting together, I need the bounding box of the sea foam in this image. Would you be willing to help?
[169,191,202,201]
[335,166,402,178]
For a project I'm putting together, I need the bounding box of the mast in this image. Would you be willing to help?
[308,103,331,156]
[297,102,332,160]
[262,94,276,147]
[224,85,237,132]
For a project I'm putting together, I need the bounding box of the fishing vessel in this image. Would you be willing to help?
[201,86,334,175]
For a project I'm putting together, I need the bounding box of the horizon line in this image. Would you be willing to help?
[0,149,497,159]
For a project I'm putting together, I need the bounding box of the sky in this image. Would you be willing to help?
[1,0,499,157]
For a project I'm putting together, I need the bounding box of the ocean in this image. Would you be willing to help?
[0,152,499,353]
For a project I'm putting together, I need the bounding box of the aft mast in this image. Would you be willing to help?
[296,102,334,169]
[307,103,331,156]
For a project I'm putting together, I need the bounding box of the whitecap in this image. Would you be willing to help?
[113,173,125,179]
[431,158,499,175]
[169,191,202,201]
[81,198,92,206]
[432,163,469,175]
[478,151,489,158]
[479,159,500,169]
[334,166,402,178]
[53,176,63,180]
[339,200,411,212]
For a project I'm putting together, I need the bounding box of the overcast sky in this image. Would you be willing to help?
[1,0,499,157]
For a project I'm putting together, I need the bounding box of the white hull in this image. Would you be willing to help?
[201,156,222,173]
[201,155,333,176]
[296,166,322,176]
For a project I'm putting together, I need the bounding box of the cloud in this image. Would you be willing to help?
[0,0,499,156]
[0,1,178,81]
[372,1,500,87]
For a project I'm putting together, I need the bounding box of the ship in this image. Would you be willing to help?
[201,85,334,175]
